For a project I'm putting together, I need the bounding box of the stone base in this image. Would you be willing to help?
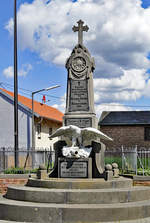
[37,170,48,179]
[104,170,113,181]
[3,177,150,222]
[58,158,92,178]
[49,140,105,179]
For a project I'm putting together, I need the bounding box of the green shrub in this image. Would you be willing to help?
[105,157,122,169]
[4,167,38,174]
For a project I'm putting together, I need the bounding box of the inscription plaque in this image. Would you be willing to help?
[69,80,89,112]
[60,160,88,178]
[66,118,92,128]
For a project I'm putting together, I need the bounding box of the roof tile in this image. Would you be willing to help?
[1,88,63,123]
[99,111,150,126]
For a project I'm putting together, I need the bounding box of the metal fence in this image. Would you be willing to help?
[0,147,55,173]
[1,146,150,175]
[105,146,150,175]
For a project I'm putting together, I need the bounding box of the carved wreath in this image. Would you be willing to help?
[71,57,86,72]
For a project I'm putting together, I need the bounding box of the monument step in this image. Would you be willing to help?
[26,177,132,189]
[1,218,150,223]
[1,195,150,222]
[5,185,150,204]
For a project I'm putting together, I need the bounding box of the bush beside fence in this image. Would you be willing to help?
[0,147,55,173]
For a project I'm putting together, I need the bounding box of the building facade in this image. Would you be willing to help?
[0,88,63,150]
[99,111,150,149]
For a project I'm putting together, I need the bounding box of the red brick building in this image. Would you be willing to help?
[99,111,150,149]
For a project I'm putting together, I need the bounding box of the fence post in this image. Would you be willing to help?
[121,145,124,174]
[135,145,137,176]
[32,148,35,169]
[2,147,5,172]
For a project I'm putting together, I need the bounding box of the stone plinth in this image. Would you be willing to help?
[2,177,150,222]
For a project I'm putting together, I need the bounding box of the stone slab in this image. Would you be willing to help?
[65,117,92,128]
[58,158,92,178]
[133,176,150,181]
[0,174,32,179]
[64,113,98,128]
[69,79,89,112]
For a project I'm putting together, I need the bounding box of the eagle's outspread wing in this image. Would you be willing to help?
[50,125,81,140]
[81,127,113,142]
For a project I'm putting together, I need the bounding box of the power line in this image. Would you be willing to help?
[1,81,150,108]
[0,81,63,100]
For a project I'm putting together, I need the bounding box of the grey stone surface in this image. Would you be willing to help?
[1,219,150,223]
[113,168,120,178]
[64,21,97,128]
[72,20,89,45]
[5,185,150,204]
[112,163,118,169]
[37,169,47,179]
[65,117,92,128]
[133,175,150,181]
[0,174,32,179]
[2,194,150,222]
[105,164,112,171]
[58,158,92,178]
[104,170,113,181]
[3,176,150,222]
[26,177,133,189]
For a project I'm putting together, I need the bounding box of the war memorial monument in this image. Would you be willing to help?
[1,20,150,223]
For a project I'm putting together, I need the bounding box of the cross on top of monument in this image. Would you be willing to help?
[72,20,89,45]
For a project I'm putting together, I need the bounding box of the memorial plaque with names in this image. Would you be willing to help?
[69,80,89,112]
[59,160,88,178]
[66,118,92,128]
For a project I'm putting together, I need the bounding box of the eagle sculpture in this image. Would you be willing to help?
[50,125,112,147]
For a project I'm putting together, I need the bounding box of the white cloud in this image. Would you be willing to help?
[19,64,32,77]
[52,94,66,113]
[6,0,150,69]
[94,68,148,104]
[95,103,132,119]
[3,64,32,78]
[5,0,150,107]
[3,66,13,78]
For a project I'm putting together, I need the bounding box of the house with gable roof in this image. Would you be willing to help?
[0,88,63,150]
[99,111,150,149]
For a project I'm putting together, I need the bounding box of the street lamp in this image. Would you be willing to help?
[31,85,60,150]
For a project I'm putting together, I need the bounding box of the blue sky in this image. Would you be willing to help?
[1,0,150,117]
[0,0,66,106]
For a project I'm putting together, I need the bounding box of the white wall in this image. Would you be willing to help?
[0,93,32,148]
[35,119,61,150]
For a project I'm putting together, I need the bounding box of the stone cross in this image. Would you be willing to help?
[72,20,89,45]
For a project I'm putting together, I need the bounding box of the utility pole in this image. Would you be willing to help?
[14,0,19,167]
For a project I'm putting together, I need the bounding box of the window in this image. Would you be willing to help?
[37,124,41,139]
[49,128,53,140]
[145,127,150,140]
